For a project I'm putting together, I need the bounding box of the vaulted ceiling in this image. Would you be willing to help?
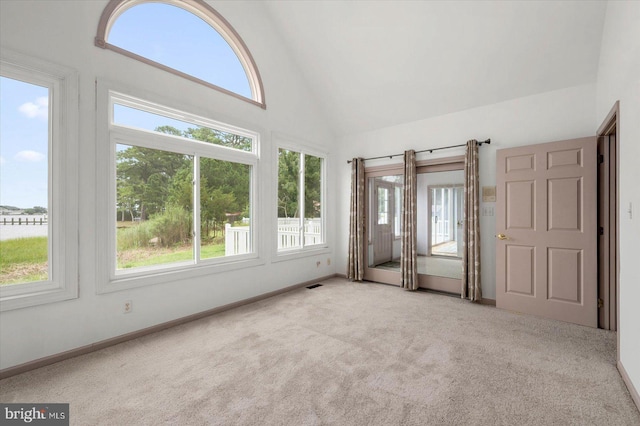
[263,1,607,137]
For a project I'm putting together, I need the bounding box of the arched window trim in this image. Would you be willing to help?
[95,0,266,109]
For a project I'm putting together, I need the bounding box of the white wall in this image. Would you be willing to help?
[336,83,596,300]
[0,0,337,369]
[596,0,640,401]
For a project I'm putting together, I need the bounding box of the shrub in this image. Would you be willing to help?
[117,206,193,250]
[151,206,192,247]
[117,220,155,251]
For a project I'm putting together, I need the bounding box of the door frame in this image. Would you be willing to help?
[372,179,395,265]
[596,101,619,337]
[364,164,404,285]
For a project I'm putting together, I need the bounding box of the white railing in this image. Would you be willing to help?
[225,218,322,255]
[225,223,251,256]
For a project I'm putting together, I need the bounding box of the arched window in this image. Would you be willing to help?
[95,0,265,108]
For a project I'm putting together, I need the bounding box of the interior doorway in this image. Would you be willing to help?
[597,101,619,331]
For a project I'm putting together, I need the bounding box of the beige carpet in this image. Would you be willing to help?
[1,277,638,425]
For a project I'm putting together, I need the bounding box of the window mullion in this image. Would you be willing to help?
[299,152,305,248]
[194,155,201,263]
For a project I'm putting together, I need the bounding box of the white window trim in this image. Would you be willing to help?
[0,49,79,311]
[272,133,329,262]
[96,83,262,294]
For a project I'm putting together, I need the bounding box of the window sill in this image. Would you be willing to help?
[98,255,265,294]
[272,245,331,263]
[1,285,78,312]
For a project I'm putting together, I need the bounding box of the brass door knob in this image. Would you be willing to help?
[497,233,508,240]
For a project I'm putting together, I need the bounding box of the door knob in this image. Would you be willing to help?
[497,233,508,240]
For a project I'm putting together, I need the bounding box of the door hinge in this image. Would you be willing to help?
[598,298,604,308]
[599,226,604,236]
[598,154,604,164]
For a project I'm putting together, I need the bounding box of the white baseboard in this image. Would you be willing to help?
[618,360,640,413]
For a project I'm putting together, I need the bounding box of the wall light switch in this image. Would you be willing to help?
[482,206,494,217]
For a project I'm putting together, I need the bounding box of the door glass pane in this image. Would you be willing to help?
[417,170,464,279]
[368,175,402,270]
[377,187,389,225]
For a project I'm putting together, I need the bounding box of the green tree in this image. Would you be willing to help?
[278,149,299,218]
[167,167,194,212]
[116,146,191,220]
[185,127,252,151]
[304,155,322,218]
[115,125,252,245]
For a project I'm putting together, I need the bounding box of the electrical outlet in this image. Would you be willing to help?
[124,300,132,314]
[327,258,331,266]
[316,261,321,268]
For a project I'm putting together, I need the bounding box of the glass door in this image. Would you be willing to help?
[416,168,464,293]
[364,171,403,285]
[364,157,465,294]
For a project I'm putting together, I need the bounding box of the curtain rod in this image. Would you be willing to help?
[346,138,490,164]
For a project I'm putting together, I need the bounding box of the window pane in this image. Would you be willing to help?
[277,149,300,250]
[0,76,49,285]
[377,187,389,225]
[108,2,251,98]
[114,103,253,152]
[116,144,194,270]
[200,158,251,259]
[304,154,322,246]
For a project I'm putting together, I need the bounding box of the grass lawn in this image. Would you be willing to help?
[0,237,48,285]
[117,242,226,269]
[0,235,227,283]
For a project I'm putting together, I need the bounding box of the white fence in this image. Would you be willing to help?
[225,218,322,255]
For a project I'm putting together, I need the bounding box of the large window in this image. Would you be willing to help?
[109,92,257,277]
[0,76,50,285]
[277,147,325,252]
[96,0,265,107]
[0,50,78,311]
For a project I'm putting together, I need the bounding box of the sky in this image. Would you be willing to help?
[0,2,251,209]
[0,76,49,209]
[109,2,251,98]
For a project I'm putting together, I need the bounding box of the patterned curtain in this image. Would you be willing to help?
[463,140,482,301]
[401,150,418,290]
[347,158,365,281]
